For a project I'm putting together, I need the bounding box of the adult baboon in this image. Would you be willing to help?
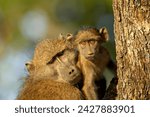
[17,35,84,100]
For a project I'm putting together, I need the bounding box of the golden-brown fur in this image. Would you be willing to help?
[17,35,84,100]
[17,78,84,100]
[74,27,112,100]
[77,46,109,100]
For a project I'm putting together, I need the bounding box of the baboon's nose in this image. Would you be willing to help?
[69,69,75,75]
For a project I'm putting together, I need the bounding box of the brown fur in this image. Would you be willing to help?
[74,27,113,100]
[17,78,84,100]
[17,35,84,100]
[78,46,109,100]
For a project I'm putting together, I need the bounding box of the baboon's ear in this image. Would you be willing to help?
[58,33,65,39]
[25,61,35,73]
[66,33,76,48]
[99,27,109,42]
[66,33,73,41]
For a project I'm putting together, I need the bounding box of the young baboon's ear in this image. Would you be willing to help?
[99,27,109,42]
[25,61,35,73]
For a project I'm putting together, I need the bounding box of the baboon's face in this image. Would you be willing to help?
[27,49,81,83]
[32,49,81,85]
[75,27,109,62]
[53,49,81,85]
[78,39,100,61]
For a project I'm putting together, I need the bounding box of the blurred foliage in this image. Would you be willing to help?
[0,0,113,45]
[0,0,114,99]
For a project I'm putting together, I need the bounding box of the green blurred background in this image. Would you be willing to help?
[0,0,115,99]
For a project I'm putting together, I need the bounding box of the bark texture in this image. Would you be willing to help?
[112,0,150,99]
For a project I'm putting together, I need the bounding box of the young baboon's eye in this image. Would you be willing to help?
[80,41,86,48]
[89,40,96,45]
[80,41,86,45]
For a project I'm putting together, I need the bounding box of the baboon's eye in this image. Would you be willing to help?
[80,41,86,48]
[89,40,96,45]
[47,51,64,65]
[47,61,51,65]
[47,59,54,65]
[57,51,64,57]
[81,41,86,45]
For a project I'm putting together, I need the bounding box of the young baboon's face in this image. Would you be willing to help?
[53,49,81,85]
[78,38,100,61]
[75,27,109,61]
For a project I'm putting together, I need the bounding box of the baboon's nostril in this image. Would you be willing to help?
[69,69,75,75]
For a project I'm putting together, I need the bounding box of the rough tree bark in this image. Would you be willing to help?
[104,0,150,99]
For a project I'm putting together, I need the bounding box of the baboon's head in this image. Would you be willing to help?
[75,27,109,61]
[25,34,81,85]
[54,49,81,85]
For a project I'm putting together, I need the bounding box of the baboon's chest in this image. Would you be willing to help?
[80,57,102,77]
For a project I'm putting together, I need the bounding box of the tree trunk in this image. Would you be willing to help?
[105,0,150,100]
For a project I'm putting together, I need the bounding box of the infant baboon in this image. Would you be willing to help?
[17,35,84,100]
[74,27,116,100]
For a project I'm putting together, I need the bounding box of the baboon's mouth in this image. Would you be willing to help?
[86,56,95,61]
